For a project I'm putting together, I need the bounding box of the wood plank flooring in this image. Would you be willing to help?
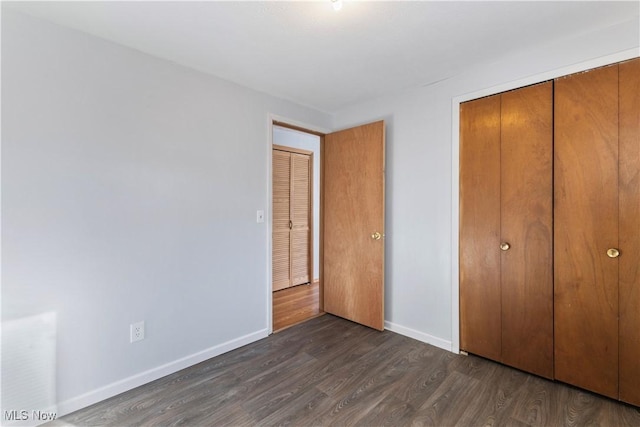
[52,315,640,426]
[273,281,321,332]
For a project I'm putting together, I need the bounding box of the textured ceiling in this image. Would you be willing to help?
[5,1,639,113]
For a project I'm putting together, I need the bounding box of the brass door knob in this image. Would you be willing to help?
[500,242,510,251]
[371,232,382,240]
[607,248,620,258]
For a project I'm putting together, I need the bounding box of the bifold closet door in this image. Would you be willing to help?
[273,150,292,291]
[500,83,553,378]
[618,57,640,407]
[554,64,619,399]
[273,149,312,291]
[290,153,311,286]
[460,82,553,377]
[460,93,502,361]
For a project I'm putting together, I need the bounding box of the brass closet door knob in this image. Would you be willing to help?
[371,232,382,240]
[500,242,510,251]
[607,248,620,258]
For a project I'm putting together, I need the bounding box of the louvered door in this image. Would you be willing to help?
[272,148,311,291]
[273,150,292,291]
[290,153,311,286]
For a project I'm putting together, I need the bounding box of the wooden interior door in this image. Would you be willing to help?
[290,153,311,286]
[460,83,553,377]
[273,149,292,291]
[500,82,553,379]
[618,57,640,407]
[459,94,502,361]
[273,148,312,291]
[323,121,385,331]
[554,64,619,399]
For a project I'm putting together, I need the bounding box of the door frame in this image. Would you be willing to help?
[267,114,330,334]
[450,49,638,354]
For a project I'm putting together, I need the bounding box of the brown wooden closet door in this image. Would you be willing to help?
[554,64,619,399]
[500,82,553,379]
[272,150,291,291]
[290,153,311,286]
[619,57,640,407]
[459,94,502,361]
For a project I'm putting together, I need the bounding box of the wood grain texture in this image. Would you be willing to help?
[52,316,640,427]
[272,149,291,291]
[272,148,312,290]
[500,82,553,379]
[291,153,311,285]
[618,57,640,407]
[459,94,502,360]
[554,64,619,399]
[323,120,385,331]
[273,280,321,332]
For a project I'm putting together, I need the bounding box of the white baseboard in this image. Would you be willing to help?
[57,323,449,417]
[384,321,452,352]
[57,328,269,417]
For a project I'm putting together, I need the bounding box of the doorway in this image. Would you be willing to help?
[268,118,386,333]
[272,124,323,331]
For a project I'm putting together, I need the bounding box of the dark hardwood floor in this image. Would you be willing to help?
[53,315,640,426]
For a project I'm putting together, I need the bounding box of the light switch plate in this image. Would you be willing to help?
[257,210,265,223]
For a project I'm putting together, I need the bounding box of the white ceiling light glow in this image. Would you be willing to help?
[331,0,343,12]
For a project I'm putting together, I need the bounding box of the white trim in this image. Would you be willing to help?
[269,114,331,136]
[266,114,331,336]
[451,96,461,355]
[266,116,274,335]
[450,49,639,355]
[57,328,268,417]
[385,321,452,352]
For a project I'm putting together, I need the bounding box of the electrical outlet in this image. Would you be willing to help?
[130,321,145,343]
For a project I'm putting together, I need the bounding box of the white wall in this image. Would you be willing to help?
[272,126,320,281]
[332,18,640,350]
[1,9,331,414]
